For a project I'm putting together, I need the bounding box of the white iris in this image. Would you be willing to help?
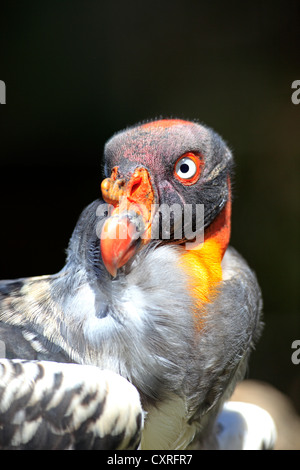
[175,157,197,179]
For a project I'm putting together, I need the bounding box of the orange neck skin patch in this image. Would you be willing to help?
[179,180,231,331]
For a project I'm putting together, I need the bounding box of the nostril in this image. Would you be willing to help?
[129,178,142,197]
[117,179,126,190]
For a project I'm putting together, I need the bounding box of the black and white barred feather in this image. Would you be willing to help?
[0,360,143,450]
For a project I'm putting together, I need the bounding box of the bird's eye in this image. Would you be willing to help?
[175,158,197,179]
[174,153,202,185]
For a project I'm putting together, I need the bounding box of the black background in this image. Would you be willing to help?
[0,1,299,411]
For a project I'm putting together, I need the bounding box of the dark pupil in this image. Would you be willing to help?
[180,163,189,174]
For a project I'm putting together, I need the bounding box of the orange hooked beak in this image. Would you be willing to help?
[100,166,156,277]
